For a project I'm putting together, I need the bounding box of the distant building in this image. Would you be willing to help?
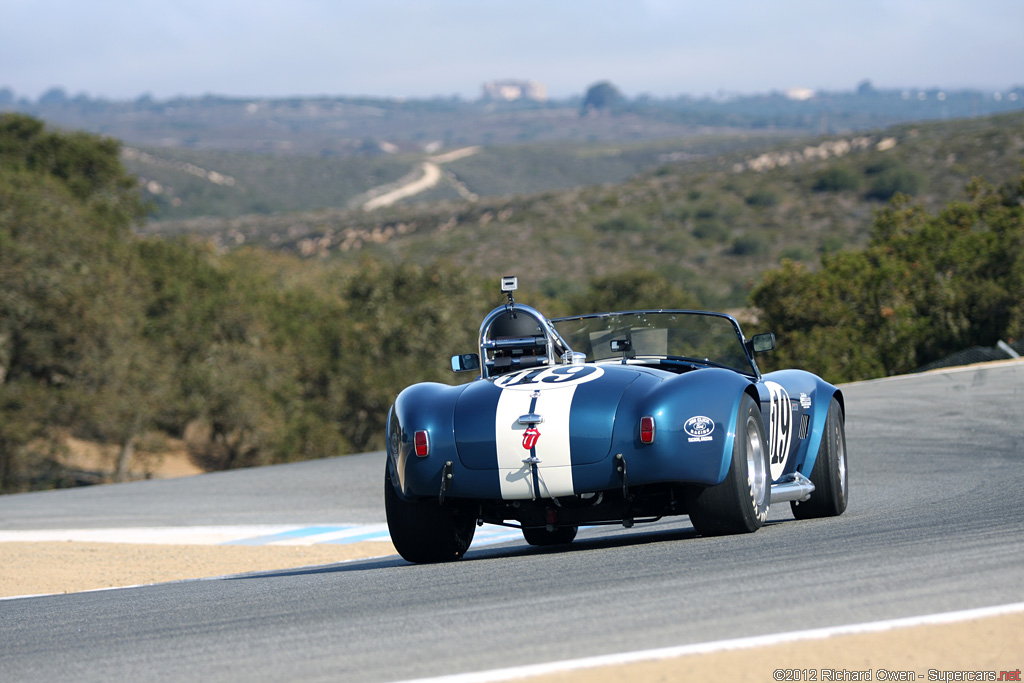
[481,79,547,102]
[784,87,816,101]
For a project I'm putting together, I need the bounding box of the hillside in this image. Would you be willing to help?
[145,112,1024,309]
[122,133,802,220]
[11,84,1023,223]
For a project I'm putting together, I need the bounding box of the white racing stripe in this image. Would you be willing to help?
[495,384,576,499]
[392,602,1024,683]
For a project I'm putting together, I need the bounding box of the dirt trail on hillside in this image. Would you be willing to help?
[362,145,480,209]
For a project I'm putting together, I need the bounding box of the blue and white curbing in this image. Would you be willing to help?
[0,524,525,548]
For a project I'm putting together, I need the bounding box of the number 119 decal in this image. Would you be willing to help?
[494,365,604,390]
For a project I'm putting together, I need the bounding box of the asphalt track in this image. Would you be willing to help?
[1,361,1022,682]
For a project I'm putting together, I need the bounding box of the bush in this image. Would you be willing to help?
[731,233,769,256]
[865,167,925,201]
[813,166,862,192]
[779,246,814,262]
[745,188,781,207]
[865,157,901,175]
[693,218,729,242]
[595,212,652,233]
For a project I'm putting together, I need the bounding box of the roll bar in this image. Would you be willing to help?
[477,303,576,378]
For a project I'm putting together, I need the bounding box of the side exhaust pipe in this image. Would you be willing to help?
[770,471,815,504]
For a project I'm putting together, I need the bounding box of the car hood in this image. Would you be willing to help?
[453,364,641,472]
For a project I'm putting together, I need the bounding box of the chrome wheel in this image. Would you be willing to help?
[685,394,770,535]
[836,421,848,498]
[746,414,768,505]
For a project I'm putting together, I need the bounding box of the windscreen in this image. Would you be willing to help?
[550,311,756,375]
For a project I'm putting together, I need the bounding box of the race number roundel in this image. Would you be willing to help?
[765,380,793,480]
[493,365,605,391]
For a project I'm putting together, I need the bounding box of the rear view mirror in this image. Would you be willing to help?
[610,339,632,353]
[451,353,480,372]
[751,333,776,353]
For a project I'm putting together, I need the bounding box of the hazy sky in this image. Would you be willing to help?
[3,0,1022,101]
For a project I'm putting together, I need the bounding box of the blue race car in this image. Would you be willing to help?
[385,277,848,563]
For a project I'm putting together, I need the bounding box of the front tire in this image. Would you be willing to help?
[384,462,477,563]
[685,394,771,535]
[522,525,578,546]
[791,396,848,519]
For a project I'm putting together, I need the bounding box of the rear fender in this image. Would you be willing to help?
[618,368,756,487]
[388,382,462,500]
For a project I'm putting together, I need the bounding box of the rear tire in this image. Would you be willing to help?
[522,525,578,546]
[384,462,477,563]
[685,394,771,536]
[791,397,848,519]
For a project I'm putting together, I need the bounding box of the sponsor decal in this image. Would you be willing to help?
[685,415,715,443]
[494,365,604,391]
[800,392,812,409]
[522,427,541,450]
[766,381,793,480]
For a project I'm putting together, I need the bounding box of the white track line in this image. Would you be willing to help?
[393,602,1024,683]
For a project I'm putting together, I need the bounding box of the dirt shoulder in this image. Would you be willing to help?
[0,541,395,597]
[540,612,1024,682]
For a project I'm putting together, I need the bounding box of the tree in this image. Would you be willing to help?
[70,252,174,481]
[37,87,69,106]
[865,166,925,201]
[581,81,625,114]
[566,271,698,314]
[813,165,862,193]
[0,114,151,489]
[751,172,1024,383]
[331,259,491,451]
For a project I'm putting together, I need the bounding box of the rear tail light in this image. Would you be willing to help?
[640,416,656,444]
[414,430,430,457]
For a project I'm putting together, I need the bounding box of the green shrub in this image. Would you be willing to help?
[745,188,781,207]
[731,233,769,256]
[865,157,901,175]
[813,166,862,192]
[695,204,717,220]
[595,212,652,233]
[818,235,845,254]
[865,167,925,200]
[693,218,729,242]
[779,246,815,262]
